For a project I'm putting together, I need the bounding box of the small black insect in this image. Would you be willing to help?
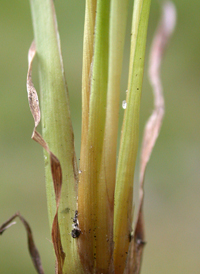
[71,210,81,238]
[71,228,81,238]
[73,210,78,223]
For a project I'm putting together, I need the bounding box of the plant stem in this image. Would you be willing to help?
[99,0,129,225]
[29,0,83,273]
[78,0,97,271]
[114,0,151,273]
[78,0,111,272]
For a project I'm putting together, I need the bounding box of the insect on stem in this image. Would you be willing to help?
[71,210,81,238]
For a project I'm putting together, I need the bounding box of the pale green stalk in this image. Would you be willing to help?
[99,0,129,218]
[78,0,97,271]
[96,0,129,270]
[114,0,151,273]
[78,0,111,272]
[29,0,83,273]
[80,0,97,138]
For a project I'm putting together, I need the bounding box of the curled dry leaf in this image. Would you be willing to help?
[0,212,44,274]
[50,152,65,274]
[0,213,17,235]
[27,40,40,128]
[125,2,176,273]
[27,41,65,273]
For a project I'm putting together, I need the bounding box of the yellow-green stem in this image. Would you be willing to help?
[78,0,111,273]
[78,0,97,271]
[99,0,129,218]
[114,0,151,273]
[29,0,83,273]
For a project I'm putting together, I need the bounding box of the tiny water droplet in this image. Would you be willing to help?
[122,100,127,109]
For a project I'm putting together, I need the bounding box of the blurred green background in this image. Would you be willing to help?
[0,0,199,273]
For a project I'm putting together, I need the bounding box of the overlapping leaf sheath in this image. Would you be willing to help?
[27,41,65,274]
[29,1,83,273]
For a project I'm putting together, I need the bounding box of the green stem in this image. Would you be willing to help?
[78,0,97,271]
[78,0,111,272]
[80,0,97,149]
[99,0,129,219]
[29,0,83,273]
[114,0,151,273]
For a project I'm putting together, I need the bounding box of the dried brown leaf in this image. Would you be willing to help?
[27,40,40,128]
[0,213,44,274]
[126,2,176,273]
[0,213,17,235]
[50,153,65,274]
[18,214,45,274]
[26,41,65,273]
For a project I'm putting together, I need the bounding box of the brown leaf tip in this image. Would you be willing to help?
[27,40,41,128]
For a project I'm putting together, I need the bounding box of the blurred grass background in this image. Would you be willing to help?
[0,0,200,273]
